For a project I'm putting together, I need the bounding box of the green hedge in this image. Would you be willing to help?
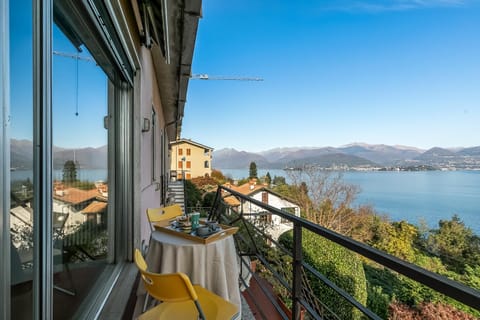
[279,230,367,320]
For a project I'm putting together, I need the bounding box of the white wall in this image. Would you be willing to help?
[136,47,169,250]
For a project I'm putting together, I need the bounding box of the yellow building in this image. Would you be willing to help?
[170,139,213,179]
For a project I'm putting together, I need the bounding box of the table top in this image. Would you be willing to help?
[151,226,233,246]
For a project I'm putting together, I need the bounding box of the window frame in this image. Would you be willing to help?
[1,0,135,318]
[0,0,10,317]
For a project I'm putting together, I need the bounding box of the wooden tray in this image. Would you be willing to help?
[153,221,238,244]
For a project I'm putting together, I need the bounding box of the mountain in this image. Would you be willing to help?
[212,143,480,170]
[10,139,34,170]
[263,147,339,166]
[259,147,332,162]
[284,153,378,168]
[212,148,270,169]
[53,145,107,169]
[10,139,107,169]
[415,147,456,161]
[457,146,480,156]
[338,143,423,165]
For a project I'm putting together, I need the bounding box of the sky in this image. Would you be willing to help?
[9,0,480,151]
[181,0,480,152]
[10,0,107,149]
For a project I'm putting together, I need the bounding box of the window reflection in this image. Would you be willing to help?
[10,0,34,318]
[52,23,110,318]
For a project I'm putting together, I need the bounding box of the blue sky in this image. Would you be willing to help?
[10,0,107,149]
[9,0,480,151]
[181,0,480,152]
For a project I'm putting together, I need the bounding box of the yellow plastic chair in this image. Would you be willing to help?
[134,249,239,320]
[146,204,183,231]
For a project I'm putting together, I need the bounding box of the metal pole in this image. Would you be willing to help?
[33,0,53,318]
[292,223,302,319]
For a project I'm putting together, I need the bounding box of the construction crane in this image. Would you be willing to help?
[53,51,263,81]
[53,50,96,63]
[190,74,263,81]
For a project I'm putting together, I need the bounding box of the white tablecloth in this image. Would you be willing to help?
[141,230,241,311]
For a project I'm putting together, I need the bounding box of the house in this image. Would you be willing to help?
[170,138,213,180]
[224,179,301,240]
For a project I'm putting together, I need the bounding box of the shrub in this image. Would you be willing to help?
[279,230,367,320]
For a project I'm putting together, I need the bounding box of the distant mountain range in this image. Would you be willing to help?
[212,143,480,170]
[11,139,480,171]
[11,139,107,170]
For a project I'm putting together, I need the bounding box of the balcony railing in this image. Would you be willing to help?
[209,186,480,320]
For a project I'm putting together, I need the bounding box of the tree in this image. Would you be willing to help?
[62,160,78,183]
[427,215,480,271]
[184,180,202,210]
[284,166,359,234]
[272,175,286,185]
[265,172,272,185]
[249,161,258,178]
[372,220,418,262]
[211,169,229,184]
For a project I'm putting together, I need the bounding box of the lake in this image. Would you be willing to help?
[11,169,108,183]
[220,169,480,234]
[11,168,480,234]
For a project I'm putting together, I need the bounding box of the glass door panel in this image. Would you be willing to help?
[52,23,110,319]
[10,1,34,318]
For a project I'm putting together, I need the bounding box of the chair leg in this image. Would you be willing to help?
[194,300,206,320]
[142,293,150,312]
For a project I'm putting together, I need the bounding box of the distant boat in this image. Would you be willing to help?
[10,167,17,171]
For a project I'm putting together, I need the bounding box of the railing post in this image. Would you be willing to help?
[292,222,302,319]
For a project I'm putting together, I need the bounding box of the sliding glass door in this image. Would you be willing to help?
[51,22,111,318]
[5,0,133,318]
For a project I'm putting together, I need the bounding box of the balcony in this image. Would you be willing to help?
[128,182,480,319]
[192,185,479,320]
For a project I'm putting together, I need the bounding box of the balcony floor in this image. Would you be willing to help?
[242,274,285,320]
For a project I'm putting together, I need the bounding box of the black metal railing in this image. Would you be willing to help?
[210,186,480,320]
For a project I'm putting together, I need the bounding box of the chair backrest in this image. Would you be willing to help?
[146,204,183,229]
[134,248,148,271]
[134,249,198,303]
[161,204,183,218]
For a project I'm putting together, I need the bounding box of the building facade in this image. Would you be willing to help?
[224,180,301,240]
[170,139,213,180]
[1,0,201,318]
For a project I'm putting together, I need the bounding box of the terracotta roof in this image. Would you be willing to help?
[224,180,300,206]
[170,138,213,151]
[224,179,267,196]
[53,188,100,205]
[82,201,108,214]
[223,195,241,207]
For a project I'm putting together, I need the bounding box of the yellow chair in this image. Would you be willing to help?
[134,249,239,320]
[144,204,183,311]
[146,204,183,231]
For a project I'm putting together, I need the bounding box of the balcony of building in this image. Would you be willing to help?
[126,184,480,320]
